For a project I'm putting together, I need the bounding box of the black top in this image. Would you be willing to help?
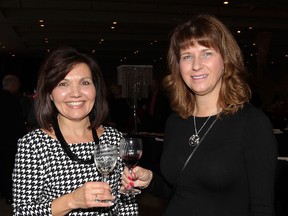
[158,103,277,216]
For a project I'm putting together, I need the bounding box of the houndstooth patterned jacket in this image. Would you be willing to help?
[12,126,138,215]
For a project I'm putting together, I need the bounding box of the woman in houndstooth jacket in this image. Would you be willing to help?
[12,46,150,215]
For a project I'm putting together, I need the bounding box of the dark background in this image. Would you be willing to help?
[0,0,287,106]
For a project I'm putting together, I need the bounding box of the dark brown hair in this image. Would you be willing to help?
[35,46,108,131]
[163,14,251,119]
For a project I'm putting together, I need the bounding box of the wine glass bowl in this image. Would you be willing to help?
[119,137,143,195]
[94,142,118,202]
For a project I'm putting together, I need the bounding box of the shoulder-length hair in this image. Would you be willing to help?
[35,46,108,131]
[163,14,251,119]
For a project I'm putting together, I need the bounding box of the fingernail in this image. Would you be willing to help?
[129,181,134,187]
[126,185,131,189]
[128,176,132,180]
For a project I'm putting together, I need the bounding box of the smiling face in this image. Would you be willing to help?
[50,63,96,122]
[179,42,224,99]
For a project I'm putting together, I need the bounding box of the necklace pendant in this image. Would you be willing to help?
[189,134,200,147]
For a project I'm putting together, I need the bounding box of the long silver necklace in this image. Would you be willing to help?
[189,116,211,147]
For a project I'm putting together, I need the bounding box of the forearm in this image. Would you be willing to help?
[51,193,74,216]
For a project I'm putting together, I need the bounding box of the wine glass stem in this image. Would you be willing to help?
[129,168,134,190]
[103,174,109,183]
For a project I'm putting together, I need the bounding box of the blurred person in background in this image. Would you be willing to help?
[107,83,132,133]
[140,78,171,134]
[0,74,27,203]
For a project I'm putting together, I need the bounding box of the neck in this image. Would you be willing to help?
[194,90,220,117]
[56,115,92,143]
[194,105,220,117]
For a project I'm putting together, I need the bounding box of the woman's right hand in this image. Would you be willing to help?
[121,166,153,190]
[51,181,114,215]
[70,181,115,208]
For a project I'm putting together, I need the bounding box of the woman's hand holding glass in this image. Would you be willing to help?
[121,165,153,193]
[68,181,114,209]
[119,138,143,195]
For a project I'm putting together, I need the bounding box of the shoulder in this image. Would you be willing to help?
[233,103,274,136]
[165,112,189,132]
[166,111,190,126]
[102,125,123,142]
[166,112,181,122]
[20,128,49,141]
[217,103,274,137]
[237,103,271,124]
[103,125,121,134]
[238,104,277,155]
[17,128,52,152]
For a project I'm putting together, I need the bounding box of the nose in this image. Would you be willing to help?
[192,56,203,71]
[69,84,81,98]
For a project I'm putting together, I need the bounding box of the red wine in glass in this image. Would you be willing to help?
[119,137,143,195]
[122,154,141,169]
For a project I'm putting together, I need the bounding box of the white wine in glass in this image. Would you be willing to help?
[119,137,143,195]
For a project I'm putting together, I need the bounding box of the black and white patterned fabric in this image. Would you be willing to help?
[12,126,138,215]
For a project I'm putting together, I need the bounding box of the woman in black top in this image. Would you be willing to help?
[122,14,277,216]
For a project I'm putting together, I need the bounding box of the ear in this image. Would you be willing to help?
[50,94,53,101]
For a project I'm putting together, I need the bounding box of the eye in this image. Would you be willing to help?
[82,80,92,85]
[58,81,68,87]
[181,55,192,60]
[202,51,213,58]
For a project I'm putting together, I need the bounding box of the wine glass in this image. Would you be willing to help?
[94,141,118,202]
[119,137,143,195]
